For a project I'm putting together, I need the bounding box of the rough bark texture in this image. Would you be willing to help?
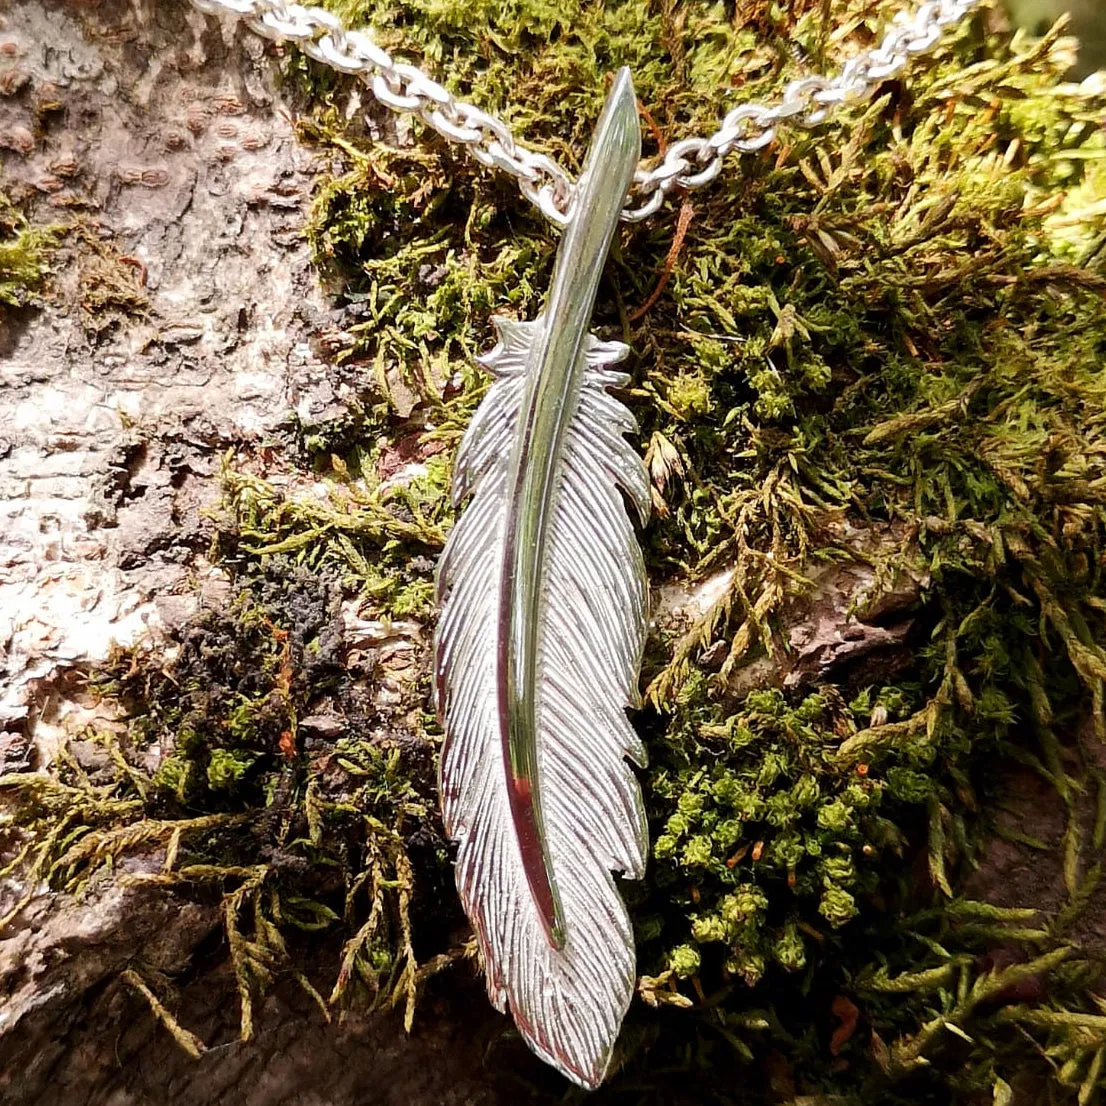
[0,859,522,1106]
[0,0,338,735]
[1,2,1101,1104]
[0,4,506,1101]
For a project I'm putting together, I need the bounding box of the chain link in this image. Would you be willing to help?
[190,0,981,225]
[624,0,982,220]
[189,0,575,223]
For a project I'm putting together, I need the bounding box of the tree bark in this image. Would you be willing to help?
[1,3,1099,1104]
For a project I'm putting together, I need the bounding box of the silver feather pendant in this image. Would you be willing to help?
[434,70,649,1088]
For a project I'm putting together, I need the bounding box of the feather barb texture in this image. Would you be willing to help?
[434,70,648,1088]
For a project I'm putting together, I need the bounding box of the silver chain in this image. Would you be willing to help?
[190,0,981,225]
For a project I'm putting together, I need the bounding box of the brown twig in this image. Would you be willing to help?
[629,196,695,322]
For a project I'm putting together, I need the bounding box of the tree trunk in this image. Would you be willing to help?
[3,2,1105,1105]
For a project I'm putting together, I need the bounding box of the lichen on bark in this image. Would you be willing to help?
[3,1,1106,1103]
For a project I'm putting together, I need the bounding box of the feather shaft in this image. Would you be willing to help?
[497,72,642,948]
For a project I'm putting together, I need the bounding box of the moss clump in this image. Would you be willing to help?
[223,451,449,618]
[279,2,1106,1097]
[1,558,458,1044]
[72,222,150,336]
[0,191,59,308]
[642,686,904,989]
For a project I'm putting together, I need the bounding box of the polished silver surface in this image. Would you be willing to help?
[434,70,649,1088]
[190,0,981,225]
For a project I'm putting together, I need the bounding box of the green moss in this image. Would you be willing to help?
[1,559,455,1043]
[667,944,701,980]
[0,192,59,308]
[5,1,1106,1100]
[638,687,902,992]
[206,748,256,791]
[277,4,1106,1096]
